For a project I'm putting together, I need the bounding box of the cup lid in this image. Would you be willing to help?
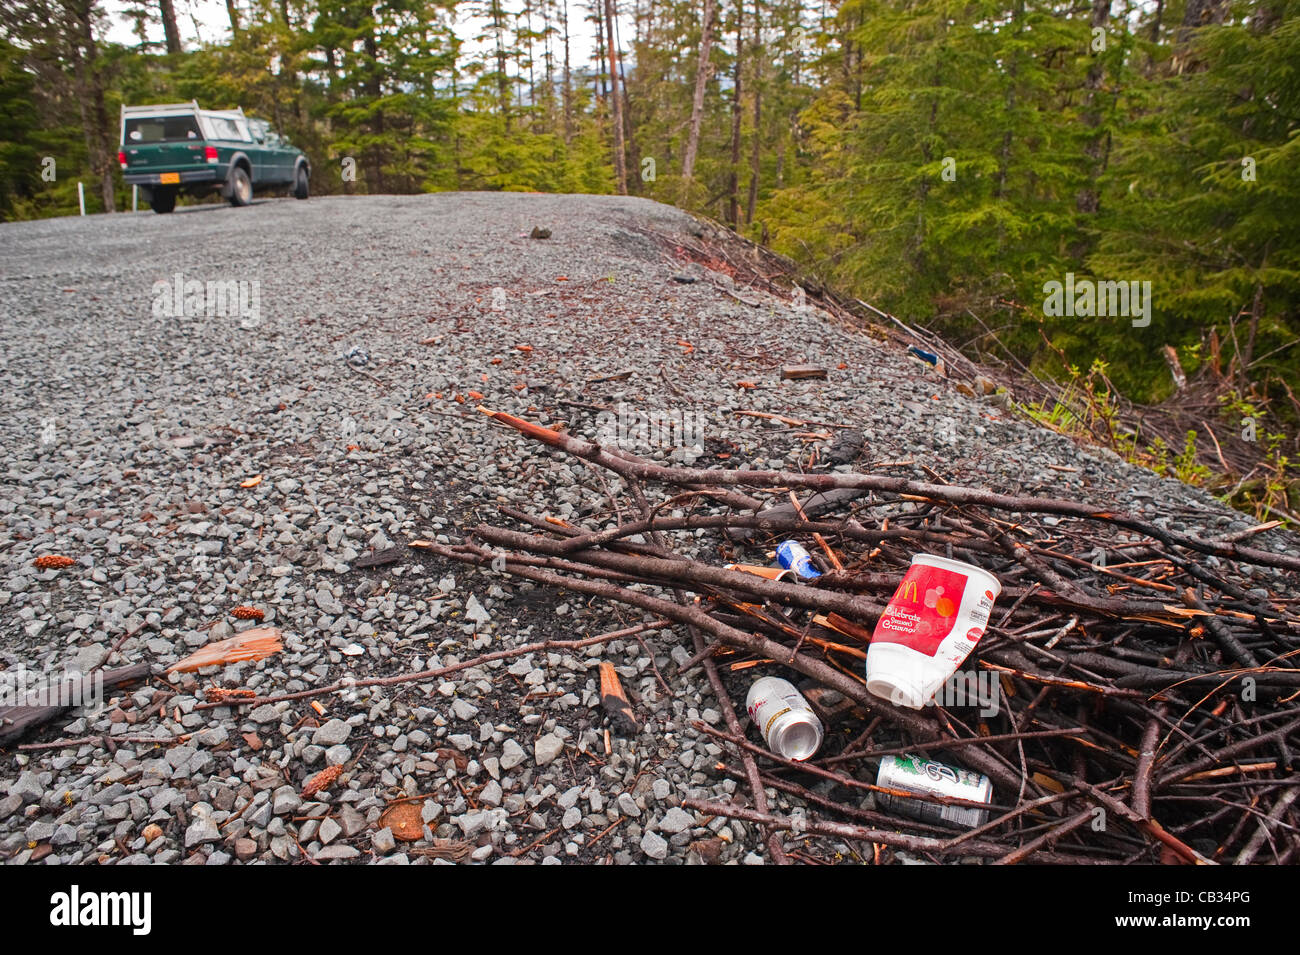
[910,553,1001,597]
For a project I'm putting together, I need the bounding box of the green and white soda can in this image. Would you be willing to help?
[876,754,993,829]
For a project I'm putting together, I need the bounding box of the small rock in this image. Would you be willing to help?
[371,827,396,855]
[184,817,221,848]
[315,845,360,861]
[534,734,563,766]
[640,830,668,860]
[272,786,302,816]
[464,595,491,627]
[450,698,479,721]
[74,644,108,672]
[319,817,342,845]
[338,805,366,838]
[658,807,695,835]
[0,794,23,821]
[8,772,43,805]
[500,738,526,770]
[312,719,352,746]
[248,704,280,724]
[196,726,228,747]
[26,821,56,842]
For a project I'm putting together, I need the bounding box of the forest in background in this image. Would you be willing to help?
[1,0,1298,518]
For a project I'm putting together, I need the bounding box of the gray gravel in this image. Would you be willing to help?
[2,192,1296,866]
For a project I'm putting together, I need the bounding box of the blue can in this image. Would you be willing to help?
[776,541,822,579]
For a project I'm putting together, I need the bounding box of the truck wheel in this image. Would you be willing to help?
[228,166,252,207]
[151,188,177,214]
[293,165,309,200]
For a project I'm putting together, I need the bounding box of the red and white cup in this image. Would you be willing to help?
[866,554,1001,709]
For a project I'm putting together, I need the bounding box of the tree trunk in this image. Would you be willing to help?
[725,0,744,226]
[1174,0,1229,72]
[491,0,511,130]
[225,0,240,35]
[65,0,115,213]
[681,0,716,195]
[593,0,607,101]
[187,4,203,41]
[0,664,151,748]
[613,6,634,188]
[1075,0,1111,215]
[604,0,627,193]
[364,31,385,192]
[158,0,182,54]
[745,0,762,225]
[561,0,573,142]
[1178,0,1229,41]
[541,0,555,128]
[993,0,1023,219]
[524,0,536,112]
[1241,272,1266,387]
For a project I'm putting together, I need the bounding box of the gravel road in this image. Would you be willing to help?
[1,192,1295,865]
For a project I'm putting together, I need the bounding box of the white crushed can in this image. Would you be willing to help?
[876,754,993,828]
[746,676,824,761]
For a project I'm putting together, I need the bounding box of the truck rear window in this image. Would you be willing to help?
[124,117,202,143]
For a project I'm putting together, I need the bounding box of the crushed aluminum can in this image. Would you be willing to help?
[875,753,993,829]
[746,676,824,761]
[775,540,821,579]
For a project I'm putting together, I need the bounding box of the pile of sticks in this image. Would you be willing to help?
[416,406,1300,865]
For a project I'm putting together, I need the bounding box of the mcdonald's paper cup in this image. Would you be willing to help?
[866,554,1001,709]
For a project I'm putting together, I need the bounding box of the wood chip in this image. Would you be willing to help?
[166,627,284,674]
[379,802,426,842]
[781,365,828,380]
[354,546,404,569]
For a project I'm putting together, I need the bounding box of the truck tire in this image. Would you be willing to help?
[227,166,253,207]
[150,188,177,214]
[293,165,309,200]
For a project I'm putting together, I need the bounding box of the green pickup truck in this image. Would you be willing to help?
[119,101,311,214]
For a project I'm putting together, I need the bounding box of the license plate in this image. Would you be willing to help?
[158,172,180,184]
